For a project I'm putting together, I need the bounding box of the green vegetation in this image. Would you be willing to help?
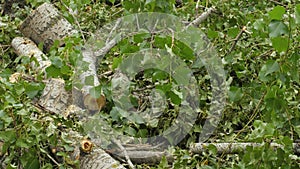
[0,0,299,168]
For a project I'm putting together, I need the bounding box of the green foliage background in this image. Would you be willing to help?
[0,0,299,168]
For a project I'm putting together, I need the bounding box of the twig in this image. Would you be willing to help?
[269,0,287,7]
[46,152,60,166]
[60,0,86,43]
[187,7,216,27]
[226,26,247,56]
[256,49,273,58]
[234,91,266,140]
[195,0,201,16]
[106,18,122,44]
[112,139,136,169]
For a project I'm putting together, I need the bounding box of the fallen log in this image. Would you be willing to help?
[11,37,51,72]
[19,3,77,52]
[190,142,300,154]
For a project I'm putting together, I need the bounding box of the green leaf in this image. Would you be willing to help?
[271,36,289,52]
[61,65,71,74]
[89,85,102,98]
[152,70,168,81]
[24,157,40,168]
[295,4,300,24]
[158,156,168,168]
[253,19,265,31]
[109,0,116,4]
[16,138,29,148]
[50,56,63,68]
[268,6,285,20]
[16,109,27,116]
[124,126,136,136]
[228,86,243,102]
[207,30,218,39]
[248,120,275,141]
[227,27,240,38]
[14,83,25,95]
[167,91,181,105]
[259,60,280,81]
[145,0,155,5]
[264,60,280,76]
[25,83,43,99]
[112,57,122,70]
[268,20,289,37]
[84,75,95,86]
[128,113,145,124]
[46,65,61,78]
[0,130,16,142]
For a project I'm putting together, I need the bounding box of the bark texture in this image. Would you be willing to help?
[78,48,105,111]
[39,78,71,114]
[19,3,77,52]
[80,149,126,169]
[190,142,300,154]
[11,37,51,73]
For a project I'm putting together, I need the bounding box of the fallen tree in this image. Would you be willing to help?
[8,2,299,169]
[10,3,126,169]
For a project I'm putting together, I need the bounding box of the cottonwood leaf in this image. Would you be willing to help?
[271,36,289,52]
[264,60,280,76]
[228,86,243,102]
[268,6,285,20]
[268,20,289,37]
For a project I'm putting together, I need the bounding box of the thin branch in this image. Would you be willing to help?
[46,152,60,166]
[60,0,86,43]
[269,0,287,7]
[112,139,136,169]
[187,7,216,27]
[226,26,247,56]
[191,142,300,154]
[195,0,201,16]
[234,91,266,140]
[106,18,122,44]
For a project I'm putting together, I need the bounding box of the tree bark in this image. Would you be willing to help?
[11,37,51,72]
[19,3,77,52]
[190,142,300,154]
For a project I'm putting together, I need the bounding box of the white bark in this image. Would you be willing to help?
[11,37,51,72]
[19,3,77,52]
[187,7,215,27]
[38,78,70,114]
[190,142,300,154]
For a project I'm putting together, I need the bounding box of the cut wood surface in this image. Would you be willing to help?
[19,3,77,52]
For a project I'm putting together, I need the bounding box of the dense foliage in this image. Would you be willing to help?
[0,0,299,168]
